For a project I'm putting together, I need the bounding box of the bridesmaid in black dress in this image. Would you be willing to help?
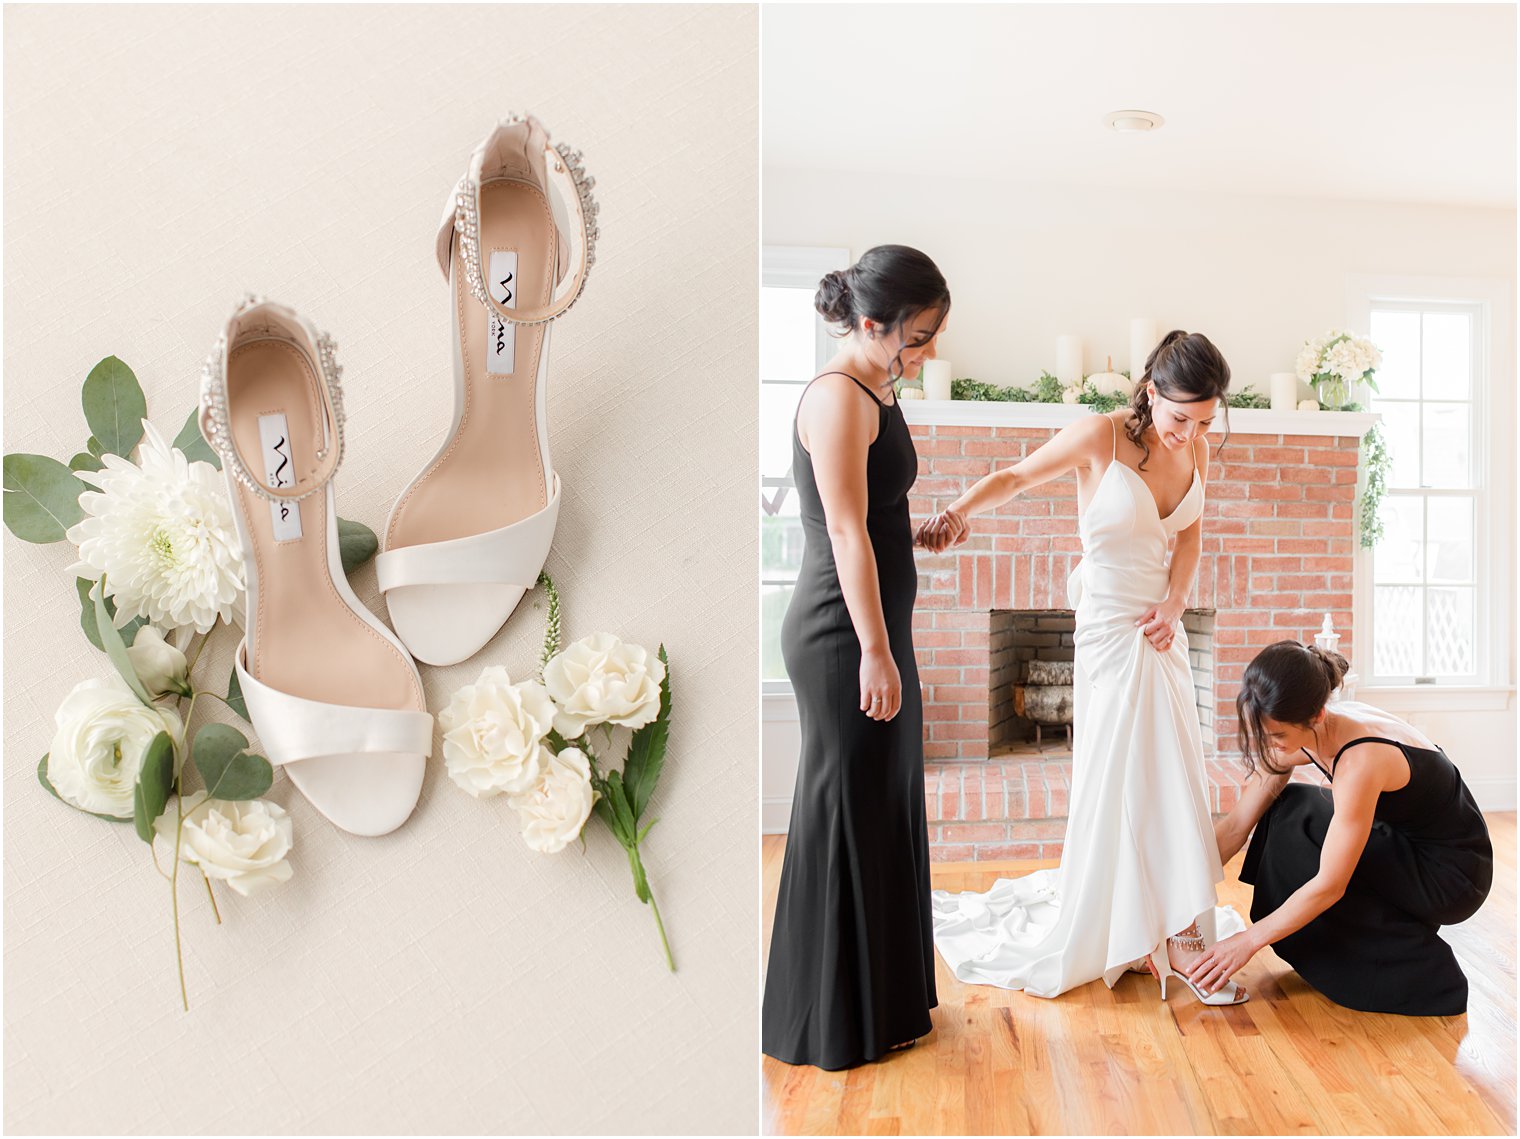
[1194,641,1492,1015]
[762,246,949,1070]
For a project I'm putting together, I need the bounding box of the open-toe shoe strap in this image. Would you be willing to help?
[235,642,433,765]
[376,473,561,592]
[436,113,599,326]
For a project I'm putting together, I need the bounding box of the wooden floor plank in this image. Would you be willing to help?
[761,813,1515,1136]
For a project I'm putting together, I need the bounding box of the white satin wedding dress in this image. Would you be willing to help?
[932,427,1241,997]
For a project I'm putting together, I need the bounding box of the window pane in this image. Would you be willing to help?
[1426,497,1474,583]
[761,286,822,384]
[1426,587,1475,677]
[1374,585,1422,677]
[1374,400,1420,487]
[760,497,804,577]
[762,583,795,681]
[1422,312,1472,401]
[1370,310,1420,400]
[1373,496,1423,584]
[761,381,805,482]
[1421,403,1472,488]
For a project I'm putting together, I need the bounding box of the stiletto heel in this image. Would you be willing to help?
[1145,924,1249,1006]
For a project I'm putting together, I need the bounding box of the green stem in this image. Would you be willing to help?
[172,792,188,1011]
[201,870,222,925]
[633,846,675,972]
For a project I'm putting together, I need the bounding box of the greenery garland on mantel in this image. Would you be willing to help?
[922,373,1384,547]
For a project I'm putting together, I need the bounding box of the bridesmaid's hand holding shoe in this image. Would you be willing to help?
[860,647,902,721]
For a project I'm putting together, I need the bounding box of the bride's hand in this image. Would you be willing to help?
[929,508,970,550]
[1187,930,1260,995]
[859,647,901,721]
[1135,601,1183,651]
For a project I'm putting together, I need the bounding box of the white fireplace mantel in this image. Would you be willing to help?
[900,399,1380,438]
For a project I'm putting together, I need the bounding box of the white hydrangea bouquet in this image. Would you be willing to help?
[440,575,678,970]
[3,356,379,1008]
[1295,329,1382,410]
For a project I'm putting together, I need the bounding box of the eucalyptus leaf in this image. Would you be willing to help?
[77,577,144,651]
[69,452,105,473]
[132,732,176,843]
[81,357,147,457]
[191,723,273,801]
[172,407,221,469]
[226,669,248,721]
[92,578,153,705]
[37,754,133,823]
[86,436,106,459]
[337,517,378,575]
[3,453,87,543]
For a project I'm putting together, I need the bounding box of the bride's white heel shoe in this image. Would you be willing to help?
[376,113,599,666]
[1144,923,1249,1006]
[201,296,433,836]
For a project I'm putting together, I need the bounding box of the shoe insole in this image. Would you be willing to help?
[228,338,424,714]
[386,179,553,552]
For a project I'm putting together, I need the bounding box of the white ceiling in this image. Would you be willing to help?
[762,3,1517,208]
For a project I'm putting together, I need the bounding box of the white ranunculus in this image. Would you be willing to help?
[509,746,595,854]
[125,626,191,696]
[46,676,183,818]
[67,420,244,634]
[543,633,666,738]
[154,792,293,896]
[439,666,557,797]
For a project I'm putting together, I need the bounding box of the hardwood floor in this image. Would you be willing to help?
[761,814,1515,1136]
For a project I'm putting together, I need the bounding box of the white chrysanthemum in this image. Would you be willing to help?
[66,420,243,634]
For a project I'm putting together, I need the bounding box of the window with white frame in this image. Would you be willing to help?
[760,247,849,687]
[1367,301,1487,684]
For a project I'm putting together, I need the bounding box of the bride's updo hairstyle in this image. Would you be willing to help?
[1127,330,1232,468]
[815,245,950,382]
[1235,640,1352,776]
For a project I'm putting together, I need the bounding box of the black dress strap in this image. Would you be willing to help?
[1330,735,1423,777]
[812,370,886,407]
[1301,747,1334,781]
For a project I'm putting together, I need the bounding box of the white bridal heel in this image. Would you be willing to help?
[200,297,433,836]
[1144,923,1249,1006]
[376,113,599,666]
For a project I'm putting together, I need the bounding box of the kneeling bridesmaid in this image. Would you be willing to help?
[1195,640,1492,1015]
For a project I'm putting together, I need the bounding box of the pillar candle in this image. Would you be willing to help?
[1129,318,1158,379]
[922,359,953,401]
[1270,372,1299,411]
[1055,335,1083,386]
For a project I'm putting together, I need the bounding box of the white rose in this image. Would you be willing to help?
[46,676,183,818]
[125,626,191,696]
[509,747,595,854]
[439,666,556,797]
[154,792,292,896]
[543,633,666,738]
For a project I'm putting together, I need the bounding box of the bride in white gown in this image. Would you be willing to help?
[919,330,1247,1004]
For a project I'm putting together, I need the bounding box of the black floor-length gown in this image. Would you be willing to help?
[1241,736,1492,1016]
[762,373,937,1070]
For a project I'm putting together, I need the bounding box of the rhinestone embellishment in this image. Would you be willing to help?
[452,125,599,325]
[199,301,346,503]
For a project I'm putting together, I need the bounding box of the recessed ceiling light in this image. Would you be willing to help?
[1104,109,1165,133]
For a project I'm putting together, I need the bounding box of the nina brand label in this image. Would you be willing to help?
[257,413,303,541]
[487,250,518,376]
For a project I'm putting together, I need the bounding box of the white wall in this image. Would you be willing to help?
[762,168,1516,820]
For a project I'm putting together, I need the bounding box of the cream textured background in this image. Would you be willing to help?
[3,5,758,1134]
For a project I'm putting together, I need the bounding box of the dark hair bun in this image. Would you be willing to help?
[1307,643,1351,689]
[814,269,854,325]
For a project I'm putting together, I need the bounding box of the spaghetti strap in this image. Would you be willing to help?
[1108,415,1118,463]
[1302,746,1333,781]
[1330,735,1414,776]
[811,369,885,407]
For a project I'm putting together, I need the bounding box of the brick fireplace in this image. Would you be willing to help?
[902,404,1374,861]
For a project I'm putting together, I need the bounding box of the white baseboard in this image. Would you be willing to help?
[763,797,793,834]
[1467,778,1517,813]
